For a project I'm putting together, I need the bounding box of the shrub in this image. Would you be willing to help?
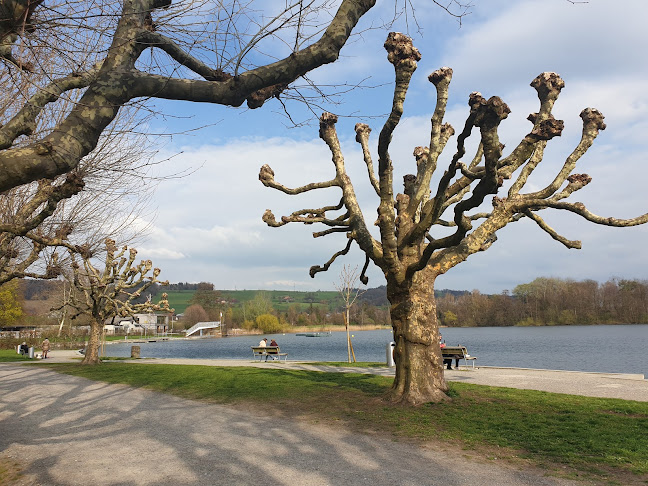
[242,319,256,331]
[255,314,282,333]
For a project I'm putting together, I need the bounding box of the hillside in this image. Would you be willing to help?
[16,279,468,315]
[165,286,467,314]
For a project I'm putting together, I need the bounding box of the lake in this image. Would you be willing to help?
[104,324,648,376]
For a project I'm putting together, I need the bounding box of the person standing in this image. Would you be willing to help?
[41,338,50,359]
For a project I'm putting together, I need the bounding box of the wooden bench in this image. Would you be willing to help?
[251,346,288,362]
[441,345,477,369]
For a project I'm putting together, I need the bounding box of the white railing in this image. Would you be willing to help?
[185,321,221,337]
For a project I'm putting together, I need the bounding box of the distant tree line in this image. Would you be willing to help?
[179,289,392,333]
[357,286,468,307]
[8,277,647,331]
[162,282,214,292]
[437,278,648,327]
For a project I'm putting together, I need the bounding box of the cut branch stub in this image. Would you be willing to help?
[259,164,275,186]
[105,238,117,254]
[567,173,592,190]
[355,123,371,143]
[472,96,511,130]
[384,32,421,72]
[527,114,564,140]
[428,67,453,87]
[441,123,455,140]
[468,92,486,111]
[580,108,607,132]
[62,171,85,194]
[246,83,288,109]
[262,209,280,227]
[319,112,339,139]
[413,146,429,167]
[45,262,62,279]
[530,72,565,101]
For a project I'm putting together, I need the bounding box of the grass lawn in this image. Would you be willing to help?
[46,362,648,484]
[0,349,33,362]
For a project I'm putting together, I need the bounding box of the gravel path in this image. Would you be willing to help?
[0,364,594,486]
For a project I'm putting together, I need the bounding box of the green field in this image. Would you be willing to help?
[163,290,196,314]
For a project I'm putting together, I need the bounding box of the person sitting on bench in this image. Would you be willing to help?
[444,356,460,370]
[19,342,29,356]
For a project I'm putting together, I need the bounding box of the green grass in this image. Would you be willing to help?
[49,362,648,483]
[0,349,33,362]
[164,290,196,314]
[316,361,388,368]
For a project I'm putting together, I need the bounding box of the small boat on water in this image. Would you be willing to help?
[296,332,332,337]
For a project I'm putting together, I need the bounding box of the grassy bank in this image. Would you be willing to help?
[0,349,32,362]
[48,362,648,484]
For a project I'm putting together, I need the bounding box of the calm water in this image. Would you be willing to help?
[105,324,648,376]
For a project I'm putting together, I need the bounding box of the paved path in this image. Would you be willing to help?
[1,364,595,486]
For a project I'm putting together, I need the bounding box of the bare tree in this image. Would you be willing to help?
[1,26,163,285]
[58,238,172,364]
[0,0,482,194]
[0,114,160,285]
[183,303,209,329]
[334,264,365,362]
[260,33,648,405]
[0,173,84,284]
[0,0,385,286]
[0,0,384,193]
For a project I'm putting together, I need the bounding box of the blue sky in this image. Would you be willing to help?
[135,0,648,293]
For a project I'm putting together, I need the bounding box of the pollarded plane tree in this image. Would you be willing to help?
[60,238,172,365]
[260,33,648,406]
[0,0,474,287]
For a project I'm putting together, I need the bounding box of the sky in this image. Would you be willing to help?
[135,0,648,294]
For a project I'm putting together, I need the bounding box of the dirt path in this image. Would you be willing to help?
[0,364,595,486]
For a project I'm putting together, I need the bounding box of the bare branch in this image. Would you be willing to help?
[524,209,581,249]
[259,164,339,194]
[529,201,648,228]
[524,108,605,200]
[354,123,379,195]
[309,237,353,278]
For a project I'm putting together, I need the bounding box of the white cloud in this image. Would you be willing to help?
[435,1,648,92]
[138,248,186,260]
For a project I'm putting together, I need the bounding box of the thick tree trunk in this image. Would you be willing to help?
[386,267,448,405]
[81,319,102,365]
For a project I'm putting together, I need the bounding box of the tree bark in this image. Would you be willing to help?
[386,267,448,405]
[81,319,102,365]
